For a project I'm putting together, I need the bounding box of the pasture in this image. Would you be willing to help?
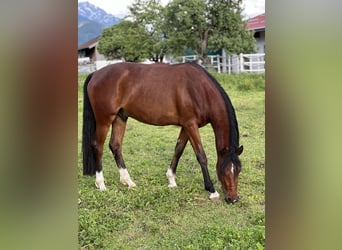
[78,71,265,249]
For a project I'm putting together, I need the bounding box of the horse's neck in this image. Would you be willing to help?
[210,108,230,157]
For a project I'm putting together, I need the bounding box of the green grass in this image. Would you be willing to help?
[78,71,265,249]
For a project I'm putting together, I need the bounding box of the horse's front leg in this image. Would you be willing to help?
[184,124,220,201]
[166,128,188,187]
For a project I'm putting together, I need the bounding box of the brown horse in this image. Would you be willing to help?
[82,62,243,203]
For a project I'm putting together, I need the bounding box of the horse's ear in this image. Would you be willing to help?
[236,145,243,155]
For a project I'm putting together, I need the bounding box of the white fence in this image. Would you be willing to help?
[78,59,155,73]
[78,53,265,74]
[179,53,265,74]
[78,57,90,65]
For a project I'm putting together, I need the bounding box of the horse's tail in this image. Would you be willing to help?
[82,73,96,175]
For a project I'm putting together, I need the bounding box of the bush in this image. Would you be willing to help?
[209,71,265,92]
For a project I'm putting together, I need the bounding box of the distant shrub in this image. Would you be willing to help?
[236,73,265,91]
[209,71,265,92]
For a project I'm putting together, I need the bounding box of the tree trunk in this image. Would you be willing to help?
[200,29,209,65]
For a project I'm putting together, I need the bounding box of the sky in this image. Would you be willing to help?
[78,0,265,19]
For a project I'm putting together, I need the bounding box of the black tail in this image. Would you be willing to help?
[82,73,96,175]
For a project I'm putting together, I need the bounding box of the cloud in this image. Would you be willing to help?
[242,0,265,18]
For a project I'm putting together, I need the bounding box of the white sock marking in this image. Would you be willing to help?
[209,191,220,200]
[119,168,136,188]
[95,171,106,191]
[166,168,177,188]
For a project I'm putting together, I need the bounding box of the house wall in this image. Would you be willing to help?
[95,46,106,61]
[78,43,106,62]
[254,30,265,54]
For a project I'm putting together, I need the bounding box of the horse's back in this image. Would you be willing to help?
[87,62,220,126]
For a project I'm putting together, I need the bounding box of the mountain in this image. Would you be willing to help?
[78,2,121,46]
[78,2,121,27]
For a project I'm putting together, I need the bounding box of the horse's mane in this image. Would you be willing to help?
[189,63,241,169]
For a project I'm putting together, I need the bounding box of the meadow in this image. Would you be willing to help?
[78,70,265,249]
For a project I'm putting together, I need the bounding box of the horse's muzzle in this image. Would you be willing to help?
[225,196,239,204]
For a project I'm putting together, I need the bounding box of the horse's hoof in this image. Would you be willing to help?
[209,191,220,201]
[95,182,107,191]
[95,171,106,191]
[168,183,177,188]
[128,182,136,188]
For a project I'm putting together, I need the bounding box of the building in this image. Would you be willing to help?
[78,36,106,63]
[247,13,265,54]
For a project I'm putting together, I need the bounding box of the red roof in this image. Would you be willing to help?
[247,13,265,31]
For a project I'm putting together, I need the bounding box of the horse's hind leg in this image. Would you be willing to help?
[93,123,111,191]
[109,116,136,188]
[166,128,188,187]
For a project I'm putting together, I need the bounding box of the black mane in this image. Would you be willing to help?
[190,63,241,168]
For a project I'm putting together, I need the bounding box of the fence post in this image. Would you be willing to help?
[256,55,259,72]
[248,54,250,72]
[228,55,231,74]
[239,53,244,73]
[217,55,221,73]
[222,49,227,73]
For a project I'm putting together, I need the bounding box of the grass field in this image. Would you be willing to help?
[78,71,265,249]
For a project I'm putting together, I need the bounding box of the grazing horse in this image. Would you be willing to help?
[82,62,243,203]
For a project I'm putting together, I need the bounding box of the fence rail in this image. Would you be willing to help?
[178,53,265,74]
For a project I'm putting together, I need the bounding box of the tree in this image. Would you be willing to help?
[128,0,168,62]
[97,20,151,62]
[165,0,207,57]
[165,0,255,63]
[98,0,255,64]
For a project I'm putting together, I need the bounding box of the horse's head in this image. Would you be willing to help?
[218,146,243,204]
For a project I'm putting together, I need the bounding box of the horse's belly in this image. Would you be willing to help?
[124,105,180,126]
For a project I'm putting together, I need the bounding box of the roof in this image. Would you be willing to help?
[78,36,100,50]
[247,13,265,31]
